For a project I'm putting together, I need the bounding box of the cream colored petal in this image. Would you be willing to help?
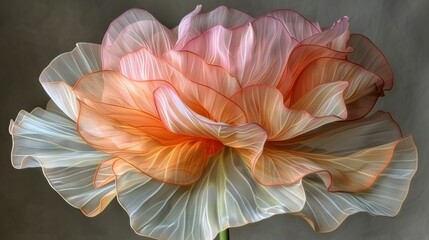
[10,106,115,217]
[39,43,102,121]
[113,148,306,240]
[297,135,417,232]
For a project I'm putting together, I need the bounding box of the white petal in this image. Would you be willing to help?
[113,148,306,240]
[10,106,115,217]
[39,43,102,121]
[297,135,417,232]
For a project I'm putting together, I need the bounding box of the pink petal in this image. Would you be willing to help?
[347,34,393,90]
[175,5,254,50]
[119,48,246,124]
[181,16,297,87]
[231,85,347,141]
[153,86,267,169]
[290,58,385,119]
[102,9,175,70]
[161,50,242,97]
[266,9,321,41]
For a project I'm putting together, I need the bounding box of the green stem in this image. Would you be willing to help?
[219,228,229,240]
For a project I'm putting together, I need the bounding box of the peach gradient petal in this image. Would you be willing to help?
[102,9,175,70]
[276,45,350,100]
[161,50,242,97]
[231,84,347,141]
[291,58,385,119]
[347,34,394,90]
[119,48,246,124]
[77,100,222,185]
[153,86,267,169]
[181,16,297,87]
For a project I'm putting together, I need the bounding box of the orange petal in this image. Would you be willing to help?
[290,58,384,119]
[153,86,267,168]
[231,85,346,141]
[77,100,222,185]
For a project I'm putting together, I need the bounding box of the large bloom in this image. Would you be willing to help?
[10,6,417,240]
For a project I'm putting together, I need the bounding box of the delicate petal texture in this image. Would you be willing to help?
[276,45,349,99]
[231,85,347,141]
[254,112,403,186]
[291,58,385,119]
[154,86,267,169]
[40,43,102,120]
[12,6,416,240]
[77,100,221,185]
[266,9,321,41]
[181,16,297,87]
[297,135,417,232]
[113,148,305,240]
[102,9,175,70]
[175,5,253,50]
[10,104,115,217]
[161,50,242,97]
[347,34,394,90]
[301,17,350,46]
[119,48,246,123]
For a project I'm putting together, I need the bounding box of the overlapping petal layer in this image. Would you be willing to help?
[10,5,417,240]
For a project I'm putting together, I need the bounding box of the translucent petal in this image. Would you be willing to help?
[254,112,408,187]
[10,107,115,217]
[39,43,102,121]
[77,100,221,185]
[113,148,306,240]
[266,9,321,41]
[181,16,297,87]
[347,34,394,90]
[291,58,385,119]
[297,135,417,232]
[276,45,349,100]
[301,17,350,46]
[231,85,347,141]
[153,86,267,169]
[102,9,175,70]
[175,5,253,50]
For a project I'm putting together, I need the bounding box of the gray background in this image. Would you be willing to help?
[1,0,428,239]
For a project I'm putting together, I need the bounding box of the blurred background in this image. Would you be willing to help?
[1,0,428,239]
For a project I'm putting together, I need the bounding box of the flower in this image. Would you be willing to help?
[10,5,417,240]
